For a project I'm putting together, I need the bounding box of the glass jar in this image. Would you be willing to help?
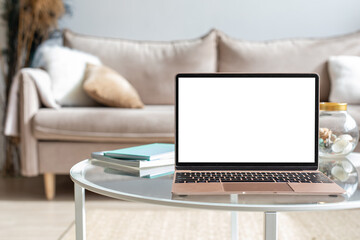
[319,102,359,158]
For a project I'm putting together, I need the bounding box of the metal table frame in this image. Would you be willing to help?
[74,182,279,240]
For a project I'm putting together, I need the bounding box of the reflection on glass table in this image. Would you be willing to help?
[319,157,358,198]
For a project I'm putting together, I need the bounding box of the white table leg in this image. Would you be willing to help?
[264,211,277,240]
[230,194,238,240]
[231,211,238,240]
[75,183,86,240]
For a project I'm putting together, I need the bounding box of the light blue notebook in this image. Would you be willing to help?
[104,143,175,161]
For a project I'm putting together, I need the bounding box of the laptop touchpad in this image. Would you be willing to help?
[223,183,293,192]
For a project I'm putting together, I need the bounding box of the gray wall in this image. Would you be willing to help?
[60,0,360,41]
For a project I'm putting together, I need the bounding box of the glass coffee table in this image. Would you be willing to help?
[70,153,360,240]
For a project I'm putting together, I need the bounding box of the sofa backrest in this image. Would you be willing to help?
[63,30,217,105]
[64,29,360,103]
[217,30,360,102]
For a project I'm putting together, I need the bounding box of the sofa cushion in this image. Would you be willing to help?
[63,29,217,105]
[217,30,360,101]
[33,106,174,141]
[33,45,102,106]
[83,64,144,108]
[328,56,360,104]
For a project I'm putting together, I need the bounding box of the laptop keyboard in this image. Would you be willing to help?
[175,172,333,183]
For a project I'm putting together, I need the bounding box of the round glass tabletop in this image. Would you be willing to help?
[70,153,360,212]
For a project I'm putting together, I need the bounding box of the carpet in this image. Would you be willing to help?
[60,208,360,240]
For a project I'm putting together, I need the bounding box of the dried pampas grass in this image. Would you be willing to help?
[17,0,65,68]
[1,0,66,176]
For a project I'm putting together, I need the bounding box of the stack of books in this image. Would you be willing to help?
[90,143,175,178]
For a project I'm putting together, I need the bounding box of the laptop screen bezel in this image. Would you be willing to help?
[175,73,319,171]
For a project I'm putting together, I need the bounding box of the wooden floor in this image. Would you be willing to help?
[0,175,150,240]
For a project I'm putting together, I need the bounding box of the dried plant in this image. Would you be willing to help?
[2,0,19,101]
[17,0,65,68]
[1,0,67,176]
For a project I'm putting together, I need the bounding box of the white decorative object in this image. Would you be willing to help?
[331,139,350,153]
[338,134,353,142]
[34,45,101,106]
[328,55,360,104]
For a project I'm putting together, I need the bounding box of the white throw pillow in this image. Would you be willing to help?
[328,55,360,104]
[34,45,101,106]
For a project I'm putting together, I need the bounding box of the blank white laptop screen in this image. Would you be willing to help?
[177,77,316,163]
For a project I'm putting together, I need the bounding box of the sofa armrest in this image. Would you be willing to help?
[19,71,41,176]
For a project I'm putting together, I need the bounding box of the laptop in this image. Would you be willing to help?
[172,73,345,195]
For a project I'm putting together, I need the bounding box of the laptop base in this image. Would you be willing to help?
[172,171,345,195]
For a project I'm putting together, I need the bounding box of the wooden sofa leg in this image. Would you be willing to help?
[44,173,56,200]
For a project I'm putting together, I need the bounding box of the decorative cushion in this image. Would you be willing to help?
[33,45,101,106]
[217,30,360,101]
[328,56,360,104]
[63,29,217,105]
[83,64,144,108]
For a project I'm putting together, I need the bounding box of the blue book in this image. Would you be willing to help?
[104,143,174,161]
[91,152,174,168]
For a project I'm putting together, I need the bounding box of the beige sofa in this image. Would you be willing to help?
[15,29,360,199]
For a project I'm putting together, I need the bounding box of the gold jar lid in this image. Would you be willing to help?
[320,102,347,111]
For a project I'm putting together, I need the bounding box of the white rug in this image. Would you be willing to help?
[60,208,360,240]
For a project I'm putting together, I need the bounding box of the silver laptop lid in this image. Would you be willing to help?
[175,73,319,171]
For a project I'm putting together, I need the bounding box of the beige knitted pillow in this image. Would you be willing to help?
[83,64,144,108]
